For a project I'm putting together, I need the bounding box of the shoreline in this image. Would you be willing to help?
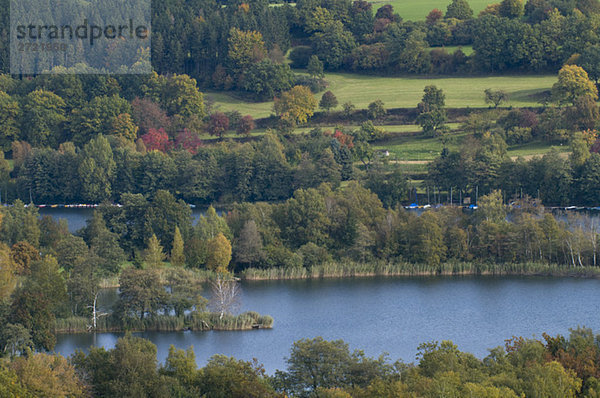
[97,262,600,288]
[239,261,600,281]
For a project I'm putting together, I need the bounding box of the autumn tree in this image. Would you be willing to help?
[552,65,599,105]
[10,353,86,397]
[426,9,444,24]
[206,233,232,273]
[131,97,171,135]
[207,112,230,138]
[141,128,171,152]
[227,28,267,73]
[274,85,318,128]
[111,113,139,142]
[237,115,255,136]
[10,241,40,275]
[162,74,206,130]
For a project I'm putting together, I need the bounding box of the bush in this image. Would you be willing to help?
[505,127,533,144]
[264,245,303,268]
[367,100,386,120]
[297,243,332,267]
[294,75,328,93]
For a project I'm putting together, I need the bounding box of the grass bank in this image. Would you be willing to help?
[240,261,600,280]
[55,311,274,334]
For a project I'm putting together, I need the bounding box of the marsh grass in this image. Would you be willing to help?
[55,311,273,334]
[241,261,600,280]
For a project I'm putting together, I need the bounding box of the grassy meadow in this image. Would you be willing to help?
[369,0,492,20]
[206,73,555,119]
[203,71,565,168]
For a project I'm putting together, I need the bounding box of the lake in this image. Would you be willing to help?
[54,276,600,374]
[38,207,219,232]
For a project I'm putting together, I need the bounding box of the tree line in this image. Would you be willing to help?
[2,327,600,396]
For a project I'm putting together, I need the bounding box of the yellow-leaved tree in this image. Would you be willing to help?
[206,233,232,273]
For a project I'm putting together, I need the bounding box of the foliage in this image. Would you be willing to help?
[553,65,599,105]
[144,234,166,268]
[171,226,186,267]
[367,100,386,120]
[320,91,339,112]
[445,0,474,19]
[142,128,171,153]
[307,55,325,79]
[274,85,318,127]
[484,88,509,108]
[206,233,232,273]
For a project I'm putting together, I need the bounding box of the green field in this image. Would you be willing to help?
[373,130,570,162]
[373,128,467,161]
[205,91,275,119]
[430,45,474,56]
[370,0,492,20]
[207,73,555,119]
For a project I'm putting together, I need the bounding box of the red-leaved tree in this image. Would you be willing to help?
[207,112,230,138]
[237,115,255,136]
[175,128,203,154]
[325,129,354,149]
[131,97,171,136]
[141,128,172,152]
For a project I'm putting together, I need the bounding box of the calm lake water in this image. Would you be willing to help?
[39,207,215,232]
[54,276,600,374]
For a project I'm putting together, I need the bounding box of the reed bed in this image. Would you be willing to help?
[240,261,600,280]
[55,311,273,334]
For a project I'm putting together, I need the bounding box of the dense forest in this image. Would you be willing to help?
[0,67,599,206]
[3,0,600,87]
[2,328,600,397]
